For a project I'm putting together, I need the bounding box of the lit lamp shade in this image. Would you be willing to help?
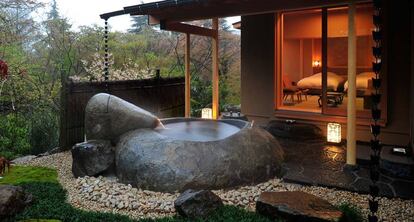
[327,123,341,143]
[202,108,213,119]
[312,60,321,67]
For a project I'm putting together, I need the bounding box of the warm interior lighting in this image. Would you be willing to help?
[312,60,321,67]
[202,108,213,119]
[327,123,341,143]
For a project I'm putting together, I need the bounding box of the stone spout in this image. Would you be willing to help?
[85,93,160,142]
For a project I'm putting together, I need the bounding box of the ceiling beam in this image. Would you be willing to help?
[160,22,218,37]
[148,15,160,25]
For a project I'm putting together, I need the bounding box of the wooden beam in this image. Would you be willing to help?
[212,18,219,119]
[130,0,369,24]
[232,21,241,30]
[346,3,357,166]
[148,15,160,25]
[160,21,218,37]
[185,33,191,117]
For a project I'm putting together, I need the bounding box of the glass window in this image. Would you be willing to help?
[280,9,322,113]
[277,3,378,120]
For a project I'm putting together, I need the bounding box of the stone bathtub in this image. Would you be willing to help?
[72,93,284,193]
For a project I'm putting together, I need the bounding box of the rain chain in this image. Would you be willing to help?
[369,0,382,221]
[104,19,109,92]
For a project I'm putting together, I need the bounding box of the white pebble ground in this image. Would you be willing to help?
[18,152,414,221]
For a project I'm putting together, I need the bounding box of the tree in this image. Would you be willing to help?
[128,15,149,34]
[47,0,59,20]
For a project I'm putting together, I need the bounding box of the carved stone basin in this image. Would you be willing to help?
[116,118,284,192]
[73,93,284,193]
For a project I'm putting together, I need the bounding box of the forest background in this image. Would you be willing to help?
[0,0,241,159]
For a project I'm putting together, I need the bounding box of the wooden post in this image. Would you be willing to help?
[347,3,357,166]
[185,33,191,117]
[322,8,328,113]
[411,0,414,157]
[212,18,219,119]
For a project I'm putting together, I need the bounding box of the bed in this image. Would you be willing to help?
[297,72,346,94]
[344,72,375,96]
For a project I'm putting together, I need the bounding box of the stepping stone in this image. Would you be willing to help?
[174,189,223,219]
[256,191,342,222]
[0,185,32,217]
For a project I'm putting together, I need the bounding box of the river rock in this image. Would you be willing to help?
[174,189,223,218]
[265,120,323,141]
[256,191,343,222]
[72,140,114,177]
[85,93,160,142]
[115,120,284,192]
[0,185,32,217]
[12,155,37,164]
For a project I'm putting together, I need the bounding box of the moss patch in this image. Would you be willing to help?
[19,220,62,222]
[0,166,57,185]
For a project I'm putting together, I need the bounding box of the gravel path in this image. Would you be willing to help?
[18,152,414,221]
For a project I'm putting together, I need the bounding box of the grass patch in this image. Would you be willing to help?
[0,166,57,185]
[19,220,62,222]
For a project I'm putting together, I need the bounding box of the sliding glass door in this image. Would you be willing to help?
[277,2,385,121]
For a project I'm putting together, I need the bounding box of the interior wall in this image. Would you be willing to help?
[303,39,314,77]
[283,39,315,81]
[327,36,372,71]
[283,39,301,82]
[241,13,276,125]
[283,6,373,39]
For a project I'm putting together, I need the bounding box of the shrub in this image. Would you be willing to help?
[338,202,364,222]
[29,109,59,155]
[0,114,31,159]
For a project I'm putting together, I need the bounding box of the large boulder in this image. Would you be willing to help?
[256,191,343,222]
[115,120,284,192]
[72,140,115,177]
[85,93,160,142]
[0,185,32,217]
[174,189,223,219]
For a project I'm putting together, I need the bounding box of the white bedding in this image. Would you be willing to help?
[344,72,376,91]
[297,72,345,91]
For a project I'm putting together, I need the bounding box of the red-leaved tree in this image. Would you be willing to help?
[0,60,8,80]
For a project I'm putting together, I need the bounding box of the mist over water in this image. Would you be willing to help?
[155,120,240,142]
